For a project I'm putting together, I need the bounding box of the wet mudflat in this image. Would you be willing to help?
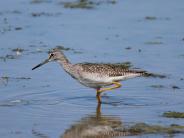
[0,0,184,138]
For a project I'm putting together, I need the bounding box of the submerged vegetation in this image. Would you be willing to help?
[0,76,31,86]
[129,123,184,135]
[0,76,31,81]
[50,45,82,54]
[143,72,167,79]
[150,84,165,89]
[61,104,184,138]
[31,12,62,17]
[62,119,184,137]
[0,54,17,61]
[163,111,184,118]
[144,41,163,45]
[62,0,117,9]
[172,85,180,89]
[63,0,94,9]
[150,85,181,90]
[55,45,73,51]
[114,62,132,69]
[145,16,157,20]
[30,0,51,4]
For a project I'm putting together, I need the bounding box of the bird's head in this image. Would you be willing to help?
[32,48,62,70]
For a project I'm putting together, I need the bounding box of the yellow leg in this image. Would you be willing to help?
[96,91,101,104]
[98,81,122,93]
[96,81,122,103]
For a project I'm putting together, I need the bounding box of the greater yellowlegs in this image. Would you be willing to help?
[32,48,148,103]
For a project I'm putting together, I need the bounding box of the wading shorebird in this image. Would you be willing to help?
[32,48,153,103]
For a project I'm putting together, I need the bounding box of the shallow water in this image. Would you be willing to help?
[0,0,184,138]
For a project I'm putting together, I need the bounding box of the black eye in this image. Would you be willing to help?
[50,53,54,57]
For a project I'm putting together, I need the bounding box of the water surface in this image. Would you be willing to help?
[0,0,184,137]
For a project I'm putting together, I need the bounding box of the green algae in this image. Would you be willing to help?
[145,41,163,45]
[31,12,62,17]
[32,129,49,138]
[143,72,167,79]
[150,85,165,89]
[115,62,132,69]
[62,0,117,9]
[63,0,94,9]
[54,45,82,54]
[163,111,184,118]
[56,45,73,51]
[129,123,184,135]
[30,0,51,4]
[109,0,116,4]
[145,16,157,20]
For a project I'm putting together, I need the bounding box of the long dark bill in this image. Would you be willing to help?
[32,59,50,70]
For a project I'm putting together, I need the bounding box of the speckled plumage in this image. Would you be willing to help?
[67,62,145,89]
[76,62,145,77]
[48,49,146,89]
[32,48,148,103]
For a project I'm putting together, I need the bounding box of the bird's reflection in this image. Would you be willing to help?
[60,104,130,138]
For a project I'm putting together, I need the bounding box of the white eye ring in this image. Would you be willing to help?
[50,53,54,57]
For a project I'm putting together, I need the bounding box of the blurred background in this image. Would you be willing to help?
[0,0,184,138]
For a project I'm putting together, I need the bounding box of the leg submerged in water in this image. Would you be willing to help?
[96,82,122,103]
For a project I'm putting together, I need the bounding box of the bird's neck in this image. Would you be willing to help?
[57,52,72,72]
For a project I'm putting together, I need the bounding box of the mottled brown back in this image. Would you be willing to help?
[76,63,146,77]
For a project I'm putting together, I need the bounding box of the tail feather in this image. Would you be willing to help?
[128,69,166,79]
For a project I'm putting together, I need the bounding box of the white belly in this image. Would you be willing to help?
[76,72,141,89]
